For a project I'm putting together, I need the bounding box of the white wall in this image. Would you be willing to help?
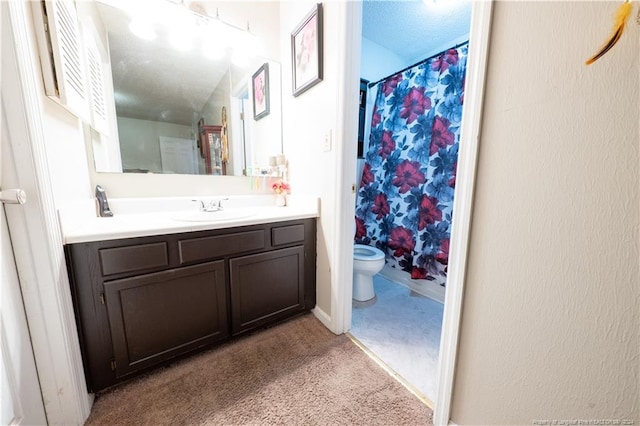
[360,37,406,83]
[280,1,349,318]
[117,117,193,173]
[451,1,639,423]
[41,100,94,204]
[246,61,284,173]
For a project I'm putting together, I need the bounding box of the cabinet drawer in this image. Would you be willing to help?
[178,230,265,264]
[99,242,169,276]
[271,224,305,246]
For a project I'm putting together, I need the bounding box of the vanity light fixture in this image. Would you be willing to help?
[101,0,260,60]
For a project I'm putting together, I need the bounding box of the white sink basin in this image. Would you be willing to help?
[171,209,256,222]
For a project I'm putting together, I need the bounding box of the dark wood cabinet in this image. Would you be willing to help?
[104,261,228,378]
[198,122,225,175]
[65,219,316,392]
[230,246,304,334]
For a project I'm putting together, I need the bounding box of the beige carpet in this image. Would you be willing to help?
[85,313,433,425]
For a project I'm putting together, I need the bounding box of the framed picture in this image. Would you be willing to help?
[252,63,270,120]
[291,3,323,97]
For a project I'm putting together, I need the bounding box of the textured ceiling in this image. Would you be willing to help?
[362,0,472,63]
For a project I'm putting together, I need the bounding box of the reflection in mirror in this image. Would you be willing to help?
[84,0,283,176]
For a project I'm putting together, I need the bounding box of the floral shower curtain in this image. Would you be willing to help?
[355,43,468,285]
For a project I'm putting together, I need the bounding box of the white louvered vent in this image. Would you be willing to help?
[32,0,89,121]
[85,35,109,135]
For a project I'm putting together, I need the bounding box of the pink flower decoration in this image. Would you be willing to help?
[272,180,290,194]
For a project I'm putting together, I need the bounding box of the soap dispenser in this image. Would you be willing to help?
[95,185,113,217]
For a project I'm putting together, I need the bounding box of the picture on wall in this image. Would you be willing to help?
[291,3,323,97]
[252,63,270,120]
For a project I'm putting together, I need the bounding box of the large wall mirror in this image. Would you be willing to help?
[81,0,283,177]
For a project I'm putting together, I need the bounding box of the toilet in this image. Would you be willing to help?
[353,244,386,302]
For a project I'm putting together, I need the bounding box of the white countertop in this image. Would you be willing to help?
[59,195,319,244]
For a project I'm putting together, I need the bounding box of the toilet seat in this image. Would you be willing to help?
[354,244,385,261]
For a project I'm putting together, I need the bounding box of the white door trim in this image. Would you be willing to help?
[331,0,362,335]
[1,108,48,426]
[3,1,91,424]
[334,2,493,425]
[433,2,493,424]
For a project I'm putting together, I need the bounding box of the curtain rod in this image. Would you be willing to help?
[368,40,469,88]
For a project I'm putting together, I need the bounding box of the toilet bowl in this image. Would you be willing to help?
[353,244,385,302]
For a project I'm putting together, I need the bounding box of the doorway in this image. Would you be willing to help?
[349,0,472,405]
[334,1,493,424]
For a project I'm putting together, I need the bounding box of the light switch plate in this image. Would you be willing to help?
[323,130,332,152]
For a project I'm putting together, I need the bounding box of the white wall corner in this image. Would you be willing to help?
[311,306,333,332]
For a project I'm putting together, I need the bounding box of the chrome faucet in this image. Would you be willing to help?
[192,198,229,212]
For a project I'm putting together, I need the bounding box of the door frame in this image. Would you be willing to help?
[1,100,48,426]
[333,2,494,425]
[3,1,91,424]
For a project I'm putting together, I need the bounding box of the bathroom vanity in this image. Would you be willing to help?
[61,197,318,392]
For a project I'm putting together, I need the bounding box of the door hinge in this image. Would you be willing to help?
[100,293,105,305]
[110,359,116,371]
[240,112,244,120]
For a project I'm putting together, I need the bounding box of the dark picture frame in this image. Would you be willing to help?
[252,63,270,120]
[291,3,323,97]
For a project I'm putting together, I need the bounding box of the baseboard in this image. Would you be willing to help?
[448,422,458,426]
[311,306,333,332]
[378,265,445,304]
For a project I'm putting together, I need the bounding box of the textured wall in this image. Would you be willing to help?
[451,1,639,424]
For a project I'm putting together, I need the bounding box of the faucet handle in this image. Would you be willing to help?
[215,197,229,209]
[192,199,206,211]
[192,198,228,212]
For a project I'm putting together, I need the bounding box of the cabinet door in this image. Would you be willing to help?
[104,261,227,378]
[230,246,304,334]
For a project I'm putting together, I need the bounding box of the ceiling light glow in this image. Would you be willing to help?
[169,31,193,52]
[128,19,156,41]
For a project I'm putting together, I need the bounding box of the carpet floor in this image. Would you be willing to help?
[85,313,432,425]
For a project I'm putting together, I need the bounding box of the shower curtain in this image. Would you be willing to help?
[355,43,468,285]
